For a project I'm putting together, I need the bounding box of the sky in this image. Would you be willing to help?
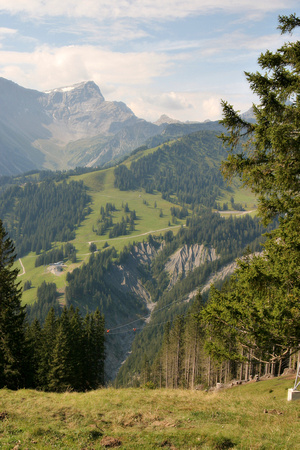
[0,1,299,123]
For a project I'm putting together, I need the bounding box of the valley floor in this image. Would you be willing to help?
[0,376,299,449]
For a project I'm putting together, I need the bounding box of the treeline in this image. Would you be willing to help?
[66,247,117,312]
[183,213,273,259]
[114,131,228,207]
[0,179,90,256]
[26,306,105,391]
[0,166,102,196]
[170,206,189,220]
[131,294,212,388]
[35,243,76,267]
[122,289,298,390]
[93,202,116,235]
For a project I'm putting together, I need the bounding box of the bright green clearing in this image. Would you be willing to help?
[0,376,298,449]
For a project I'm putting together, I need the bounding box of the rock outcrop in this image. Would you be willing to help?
[165,244,219,288]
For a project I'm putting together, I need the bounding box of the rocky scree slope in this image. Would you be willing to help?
[165,243,219,289]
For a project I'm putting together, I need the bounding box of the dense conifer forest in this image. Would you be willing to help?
[0,217,105,391]
[0,179,90,256]
[26,306,105,392]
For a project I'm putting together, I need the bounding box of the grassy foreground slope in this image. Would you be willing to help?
[0,377,298,449]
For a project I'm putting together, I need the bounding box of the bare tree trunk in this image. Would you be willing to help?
[207,356,211,387]
[278,358,282,377]
[191,335,197,390]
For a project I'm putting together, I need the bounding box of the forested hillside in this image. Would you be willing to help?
[115,130,230,207]
[0,121,262,382]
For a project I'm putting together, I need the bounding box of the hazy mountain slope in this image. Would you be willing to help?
[0,77,228,176]
[66,120,163,168]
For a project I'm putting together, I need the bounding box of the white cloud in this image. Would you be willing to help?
[144,91,193,110]
[0,44,171,91]
[198,31,298,60]
[126,90,221,122]
[0,28,17,47]
[0,0,297,21]
[127,87,258,122]
[0,28,17,37]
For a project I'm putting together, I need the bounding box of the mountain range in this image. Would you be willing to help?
[0,77,226,176]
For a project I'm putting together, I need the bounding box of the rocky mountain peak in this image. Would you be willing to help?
[154,114,182,126]
[44,80,105,104]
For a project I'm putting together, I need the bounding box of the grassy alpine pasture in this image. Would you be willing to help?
[0,377,299,449]
[17,166,187,306]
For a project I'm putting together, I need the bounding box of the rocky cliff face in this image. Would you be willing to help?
[165,243,219,288]
[41,81,138,143]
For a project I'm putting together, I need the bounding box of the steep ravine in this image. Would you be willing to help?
[104,241,246,380]
[103,241,163,380]
[106,242,225,379]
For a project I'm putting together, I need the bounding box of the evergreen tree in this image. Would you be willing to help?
[38,307,57,389]
[0,219,27,389]
[183,293,205,389]
[220,14,300,224]
[26,319,43,388]
[161,322,171,388]
[68,306,85,391]
[203,14,300,371]
[48,307,72,392]
[169,316,184,388]
[83,309,105,389]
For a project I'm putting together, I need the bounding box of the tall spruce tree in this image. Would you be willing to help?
[220,13,300,223]
[0,219,27,389]
[48,307,72,392]
[38,307,57,389]
[202,14,300,371]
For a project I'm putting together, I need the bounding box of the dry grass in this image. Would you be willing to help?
[0,376,299,449]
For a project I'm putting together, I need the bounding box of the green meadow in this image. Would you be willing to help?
[0,376,299,449]
[17,161,257,307]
